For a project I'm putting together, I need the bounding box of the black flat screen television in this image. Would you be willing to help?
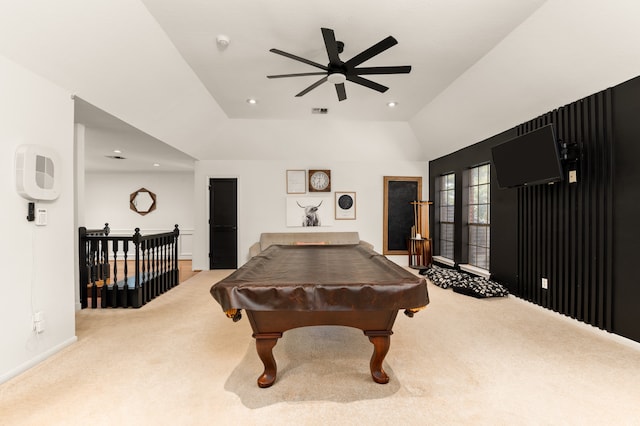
[491,124,564,188]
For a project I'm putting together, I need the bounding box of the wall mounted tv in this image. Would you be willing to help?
[491,124,564,189]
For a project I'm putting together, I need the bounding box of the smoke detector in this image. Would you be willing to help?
[216,34,230,49]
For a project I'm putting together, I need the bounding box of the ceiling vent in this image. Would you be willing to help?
[106,155,126,160]
[311,108,328,114]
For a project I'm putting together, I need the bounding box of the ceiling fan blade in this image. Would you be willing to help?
[267,72,327,79]
[344,36,398,68]
[321,28,341,64]
[269,48,328,71]
[295,76,328,97]
[352,65,412,75]
[346,75,388,93]
[335,83,347,101]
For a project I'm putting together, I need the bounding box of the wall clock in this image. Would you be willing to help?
[308,169,331,192]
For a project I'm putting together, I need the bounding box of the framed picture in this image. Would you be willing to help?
[335,192,356,220]
[286,169,306,194]
[286,196,333,227]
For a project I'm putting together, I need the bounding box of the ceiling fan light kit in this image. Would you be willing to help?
[268,28,411,102]
[327,73,346,84]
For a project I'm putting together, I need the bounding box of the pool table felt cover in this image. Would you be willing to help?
[210,244,429,312]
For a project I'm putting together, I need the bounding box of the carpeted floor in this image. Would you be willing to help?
[1,269,639,425]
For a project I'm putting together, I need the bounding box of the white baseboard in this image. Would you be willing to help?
[0,336,78,384]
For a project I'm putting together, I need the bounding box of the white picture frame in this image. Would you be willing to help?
[286,169,306,194]
[335,192,356,220]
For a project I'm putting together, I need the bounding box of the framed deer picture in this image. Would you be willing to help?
[286,196,334,227]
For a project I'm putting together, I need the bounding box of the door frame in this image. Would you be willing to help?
[205,174,241,270]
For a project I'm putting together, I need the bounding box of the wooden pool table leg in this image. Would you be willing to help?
[253,332,282,388]
[364,330,393,384]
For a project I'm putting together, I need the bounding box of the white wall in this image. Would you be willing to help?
[0,0,226,160]
[73,123,86,310]
[84,171,195,231]
[193,119,426,161]
[0,55,76,383]
[84,171,195,258]
[193,159,428,270]
[411,0,640,161]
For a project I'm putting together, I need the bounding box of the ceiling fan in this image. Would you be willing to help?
[267,28,411,101]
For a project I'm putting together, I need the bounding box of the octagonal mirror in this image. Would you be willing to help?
[130,188,157,216]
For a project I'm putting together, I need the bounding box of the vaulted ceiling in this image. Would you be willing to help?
[3,1,552,170]
[140,0,546,121]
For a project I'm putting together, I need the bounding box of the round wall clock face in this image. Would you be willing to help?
[309,170,331,191]
[338,194,354,210]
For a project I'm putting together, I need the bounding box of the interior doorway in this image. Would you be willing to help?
[209,178,238,269]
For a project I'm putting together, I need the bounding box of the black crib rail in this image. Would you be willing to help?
[78,224,180,309]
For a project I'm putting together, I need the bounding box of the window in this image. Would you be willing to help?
[468,164,490,270]
[438,173,455,259]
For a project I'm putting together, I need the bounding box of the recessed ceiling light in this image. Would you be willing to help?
[153,163,160,167]
[387,101,398,108]
[246,98,257,105]
[113,149,122,154]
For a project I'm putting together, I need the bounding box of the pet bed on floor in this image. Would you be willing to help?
[421,264,509,298]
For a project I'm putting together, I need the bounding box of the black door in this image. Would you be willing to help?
[209,178,237,269]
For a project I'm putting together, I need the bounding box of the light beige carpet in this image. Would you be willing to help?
[1,269,639,425]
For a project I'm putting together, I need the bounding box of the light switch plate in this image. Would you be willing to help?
[35,208,47,226]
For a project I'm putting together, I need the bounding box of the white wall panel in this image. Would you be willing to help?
[411,0,640,161]
[193,160,428,270]
[84,171,195,235]
[0,55,76,383]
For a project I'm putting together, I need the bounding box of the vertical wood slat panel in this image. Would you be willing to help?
[516,89,613,331]
[604,91,614,332]
[589,93,598,325]
[595,92,605,326]
[576,99,585,321]
[563,102,584,320]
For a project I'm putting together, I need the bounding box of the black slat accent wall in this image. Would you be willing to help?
[516,89,614,331]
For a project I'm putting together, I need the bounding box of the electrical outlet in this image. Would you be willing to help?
[541,278,548,289]
[569,170,577,183]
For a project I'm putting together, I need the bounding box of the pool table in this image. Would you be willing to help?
[210,244,429,388]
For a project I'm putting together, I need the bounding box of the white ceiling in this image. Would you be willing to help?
[76,98,195,172]
[73,0,548,170]
[141,0,546,121]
